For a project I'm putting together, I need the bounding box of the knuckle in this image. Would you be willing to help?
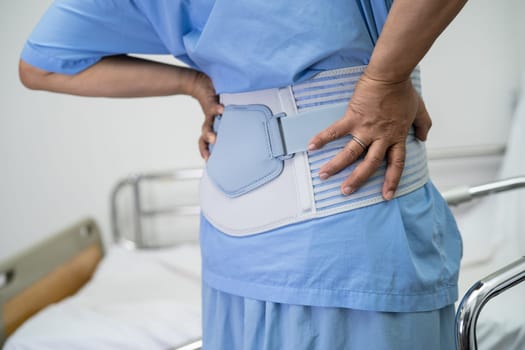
[325,127,338,141]
[368,154,383,167]
[342,145,359,161]
[391,157,405,169]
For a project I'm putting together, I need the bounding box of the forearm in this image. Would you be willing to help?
[366,0,468,82]
[19,55,200,98]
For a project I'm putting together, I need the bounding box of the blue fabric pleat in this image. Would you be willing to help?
[202,283,455,350]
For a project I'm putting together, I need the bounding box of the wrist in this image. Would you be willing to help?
[364,62,413,85]
[187,70,210,99]
[174,68,199,97]
[360,69,413,90]
[365,46,418,84]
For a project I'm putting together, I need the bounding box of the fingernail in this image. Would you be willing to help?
[308,143,317,151]
[384,191,394,200]
[343,186,353,195]
[319,172,329,180]
[218,106,224,114]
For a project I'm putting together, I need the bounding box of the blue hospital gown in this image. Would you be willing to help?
[22,1,462,348]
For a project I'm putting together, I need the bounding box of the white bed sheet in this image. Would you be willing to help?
[4,243,202,350]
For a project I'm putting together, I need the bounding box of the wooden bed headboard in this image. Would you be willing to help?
[0,218,104,346]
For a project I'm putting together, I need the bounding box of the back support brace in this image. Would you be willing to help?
[200,65,428,236]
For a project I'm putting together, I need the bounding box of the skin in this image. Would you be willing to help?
[19,0,467,198]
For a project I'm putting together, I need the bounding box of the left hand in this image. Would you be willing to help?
[308,72,431,200]
[189,72,223,161]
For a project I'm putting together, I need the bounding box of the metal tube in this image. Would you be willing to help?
[110,177,133,244]
[132,175,144,249]
[110,168,203,248]
[172,339,202,350]
[443,176,525,205]
[468,176,525,199]
[455,257,525,350]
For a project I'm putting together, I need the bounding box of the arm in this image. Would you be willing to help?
[21,55,206,98]
[308,0,468,199]
[19,55,223,157]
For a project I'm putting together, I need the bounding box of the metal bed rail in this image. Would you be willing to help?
[455,257,525,350]
[172,339,202,350]
[110,168,202,249]
[442,176,525,350]
[442,176,525,206]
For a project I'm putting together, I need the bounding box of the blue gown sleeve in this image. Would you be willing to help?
[20,0,176,75]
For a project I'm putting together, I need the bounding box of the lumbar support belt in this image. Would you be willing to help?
[200,66,428,236]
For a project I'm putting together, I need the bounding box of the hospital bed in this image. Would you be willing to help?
[1,165,523,350]
[1,169,203,350]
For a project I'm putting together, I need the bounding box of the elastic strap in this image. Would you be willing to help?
[270,103,348,157]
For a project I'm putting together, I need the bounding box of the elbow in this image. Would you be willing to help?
[18,59,51,90]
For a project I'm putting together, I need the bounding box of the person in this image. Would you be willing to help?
[19,0,467,348]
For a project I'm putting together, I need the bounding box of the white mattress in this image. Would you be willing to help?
[4,243,202,350]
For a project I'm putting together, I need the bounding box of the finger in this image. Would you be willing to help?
[198,136,210,161]
[318,135,366,180]
[201,115,217,143]
[201,114,215,133]
[207,103,224,117]
[340,141,387,195]
[201,105,222,138]
[204,130,216,144]
[413,97,432,141]
[308,116,352,151]
[382,142,406,200]
[204,101,223,117]
[201,102,222,128]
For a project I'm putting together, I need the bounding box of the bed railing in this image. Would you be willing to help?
[110,168,202,249]
[442,176,525,350]
[442,176,525,206]
[172,339,202,350]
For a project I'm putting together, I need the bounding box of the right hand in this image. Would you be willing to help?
[190,72,223,161]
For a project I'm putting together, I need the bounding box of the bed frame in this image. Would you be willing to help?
[110,168,202,249]
[442,176,525,350]
[0,218,104,346]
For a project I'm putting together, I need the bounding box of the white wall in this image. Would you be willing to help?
[422,0,524,191]
[0,1,204,260]
[1,1,524,260]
